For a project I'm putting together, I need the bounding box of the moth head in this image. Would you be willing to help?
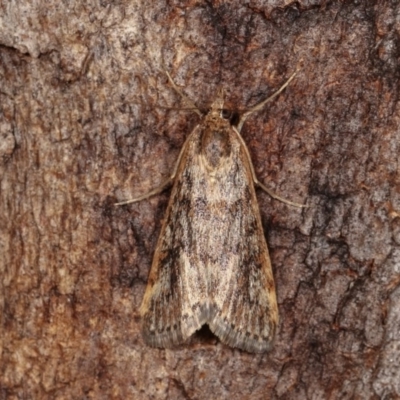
[209,88,225,119]
[208,89,236,124]
[201,89,233,169]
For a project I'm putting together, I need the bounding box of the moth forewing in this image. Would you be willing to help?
[139,123,210,347]
[205,126,279,353]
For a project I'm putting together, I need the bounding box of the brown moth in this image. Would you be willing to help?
[116,70,305,353]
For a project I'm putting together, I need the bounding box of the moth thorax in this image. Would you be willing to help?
[201,126,231,169]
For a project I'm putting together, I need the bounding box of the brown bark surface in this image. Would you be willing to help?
[1,1,399,399]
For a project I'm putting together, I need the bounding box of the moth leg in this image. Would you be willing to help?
[165,71,202,117]
[115,122,194,206]
[237,70,298,133]
[255,180,308,208]
[115,72,198,207]
[114,178,173,206]
[231,126,308,208]
[234,133,308,208]
[233,70,307,208]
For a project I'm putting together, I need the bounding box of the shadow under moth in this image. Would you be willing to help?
[116,70,306,353]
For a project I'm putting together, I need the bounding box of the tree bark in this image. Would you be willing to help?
[1,1,399,399]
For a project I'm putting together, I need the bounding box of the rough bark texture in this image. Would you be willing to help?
[1,1,399,399]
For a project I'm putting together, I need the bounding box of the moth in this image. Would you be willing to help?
[116,70,305,353]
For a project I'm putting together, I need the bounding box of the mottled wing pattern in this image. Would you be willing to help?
[201,126,278,353]
[140,127,209,348]
[140,115,278,352]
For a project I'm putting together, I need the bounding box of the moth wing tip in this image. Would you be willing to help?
[207,315,276,353]
[141,305,210,349]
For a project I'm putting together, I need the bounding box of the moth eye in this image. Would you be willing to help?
[221,109,232,119]
[229,111,240,126]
